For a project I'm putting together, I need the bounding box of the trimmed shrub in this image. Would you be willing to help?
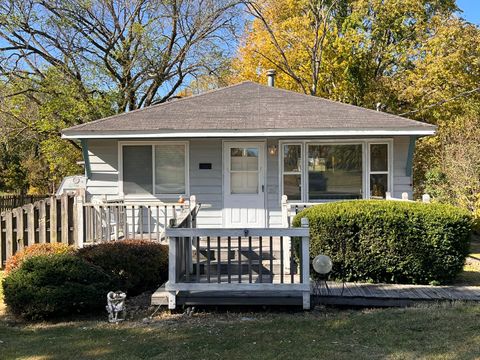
[5,243,74,274]
[293,200,472,285]
[2,254,112,319]
[77,240,168,296]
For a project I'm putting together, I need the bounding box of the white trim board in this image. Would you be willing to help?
[62,128,436,139]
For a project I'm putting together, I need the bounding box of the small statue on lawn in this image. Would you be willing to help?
[106,291,127,323]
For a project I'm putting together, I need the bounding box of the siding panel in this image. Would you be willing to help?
[87,139,119,200]
[392,136,413,199]
[189,139,223,227]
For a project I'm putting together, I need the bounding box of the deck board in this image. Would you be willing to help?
[311,281,480,306]
[152,280,480,307]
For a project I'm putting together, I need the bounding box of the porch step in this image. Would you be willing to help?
[181,273,302,284]
[151,284,169,306]
[192,261,294,276]
[194,248,282,261]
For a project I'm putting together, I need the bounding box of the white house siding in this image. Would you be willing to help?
[392,136,413,199]
[189,139,223,227]
[84,136,414,228]
[266,138,282,227]
[86,139,119,200]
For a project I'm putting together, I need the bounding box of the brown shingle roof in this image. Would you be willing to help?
[62,81,435,137]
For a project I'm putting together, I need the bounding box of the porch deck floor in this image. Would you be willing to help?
[152,281,480,308]
[312,281,480,307]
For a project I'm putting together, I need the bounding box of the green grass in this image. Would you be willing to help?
[0,305,479,360]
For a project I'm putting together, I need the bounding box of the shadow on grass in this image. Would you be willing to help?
[0,305,479,360]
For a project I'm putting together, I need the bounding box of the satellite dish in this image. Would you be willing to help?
[313,254,332,275]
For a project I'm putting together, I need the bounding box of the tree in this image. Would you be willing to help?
[0,0,241,113]
[232,0,458,106]
[0,68,115,193]
[231,0,479,223]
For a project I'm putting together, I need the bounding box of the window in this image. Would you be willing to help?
[308,144,363,200]
[121,142,187,196]
[280,140,392,202]
[369,143,389,198]
[230,147,259,194]
[155,144,186,194]
[122,146,153,194]
[282,144,302,200]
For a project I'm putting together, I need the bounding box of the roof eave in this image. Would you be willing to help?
[62,127,436,139]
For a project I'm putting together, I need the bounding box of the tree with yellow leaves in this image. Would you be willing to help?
[232,0,458,107]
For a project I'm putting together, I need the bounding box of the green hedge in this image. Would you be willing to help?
[2,254,112,319]
[293,200,472,285]
[77,240,168,296]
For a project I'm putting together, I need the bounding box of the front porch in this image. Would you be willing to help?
[162,222,311,310]
[77,194,314,309]
[78,192,429,310]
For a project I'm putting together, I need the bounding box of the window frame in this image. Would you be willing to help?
[119,141,189,199]
[367,142,393,199]
[281,143,304,201]
[279,139,393,203]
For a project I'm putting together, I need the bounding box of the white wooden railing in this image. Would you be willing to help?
[281,193,431,228]
[82,195,198,245]
[165,218,311,310]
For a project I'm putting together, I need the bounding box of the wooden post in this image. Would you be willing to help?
[188,195,196,273]
[281,195,291,274]
[5,211,13,263]
[15,208,24,251]
[26,203,35,246]
[0,213,4,268]
[167,235,177,310]
[61,193,69,244]
[50,196,57,243]
[75,190,85,248]
[301,217,310,310]
[402,192,409,201]
[281,195,289,228]
[422,193,431,203]
[38,200,47,243]
[385,192,392,200]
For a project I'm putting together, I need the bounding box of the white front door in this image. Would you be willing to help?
[224,142,266,228]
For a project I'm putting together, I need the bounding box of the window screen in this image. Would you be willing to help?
[155,144,186,194]
[122,146,152,194]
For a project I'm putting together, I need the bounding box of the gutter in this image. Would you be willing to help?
[62,128,437,140]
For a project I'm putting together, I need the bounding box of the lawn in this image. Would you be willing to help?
[0,255,479,360]
[0,300,479,359]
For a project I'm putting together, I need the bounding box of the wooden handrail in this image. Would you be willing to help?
[165,218,311,310]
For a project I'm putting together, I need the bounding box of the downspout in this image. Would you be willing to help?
[81,139,92,179]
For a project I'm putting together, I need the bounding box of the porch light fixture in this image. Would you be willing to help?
[268,145,278,156]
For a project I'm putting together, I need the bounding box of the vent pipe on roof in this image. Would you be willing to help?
[266,69,276,87]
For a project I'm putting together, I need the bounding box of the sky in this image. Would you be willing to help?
[456,0,480,25]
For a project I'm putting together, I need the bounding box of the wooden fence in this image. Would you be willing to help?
[0,193,80,268]
[0,194,49,213]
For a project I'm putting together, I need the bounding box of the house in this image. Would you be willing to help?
[61,74,436,230]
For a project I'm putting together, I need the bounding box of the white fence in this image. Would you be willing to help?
[281,193,432,228]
